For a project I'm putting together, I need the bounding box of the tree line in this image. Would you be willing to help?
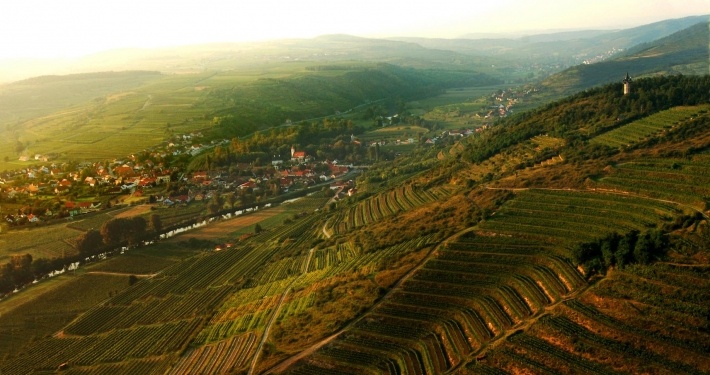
[0,215,162,296]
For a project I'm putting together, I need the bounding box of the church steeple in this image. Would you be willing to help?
[622,72,632,95]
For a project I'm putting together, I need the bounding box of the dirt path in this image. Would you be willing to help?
[249,248,316,375]
[263,230,470,374]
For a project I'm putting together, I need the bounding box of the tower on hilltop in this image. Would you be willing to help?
[623,72,632,95]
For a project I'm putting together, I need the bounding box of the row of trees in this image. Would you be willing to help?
[0,215,164,295]
[76,215,163,257]
[572,229,669,276]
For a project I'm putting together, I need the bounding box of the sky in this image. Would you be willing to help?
[0,0,707,59]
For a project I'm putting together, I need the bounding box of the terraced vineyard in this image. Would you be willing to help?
[282,232,587,374]
[324,185,443,235]
[478,189,684,245]
[471,263,710,374]
[593,155,710,209]
[455,135,564,183]
[590,105,708,148]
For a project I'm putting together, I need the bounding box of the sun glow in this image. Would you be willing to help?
[0,0,707,59]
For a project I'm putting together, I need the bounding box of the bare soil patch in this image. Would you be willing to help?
[166,208,285,242]
[113,204,154,218]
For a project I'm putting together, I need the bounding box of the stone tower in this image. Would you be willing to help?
[623,72,632,95]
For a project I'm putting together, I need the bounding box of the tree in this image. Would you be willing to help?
[10,254,33,286]
[100,218,124,245]
[77,229,104,256]
[226,193,237,209]
[100,217,147,246]
[208,193,224,215]
[615,231,638,268]
[633,234,652,265]
[150,214,163,234]
[128,217,147,245]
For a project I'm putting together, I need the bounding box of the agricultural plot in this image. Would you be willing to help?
[325,184,440,235]
[594,155,710,209]
[164,207,286,243]
[168,333,257,375]
[474,263,710,374]
[455,135,561,182]
[357,125,430,143]
[0,274,135,361]
[279,195,331,213]
[1,318,202,374]
[67,211,126,231]
[151,203,208,228]
[478,189,684,245]
[0,213,303,374]
[0,224,82,262]
[59,357,173,375]
[590,105,708,148]
[86,251,178,275]
[303,235,438,283]
[530,135,565,150]
[283,233,586,374]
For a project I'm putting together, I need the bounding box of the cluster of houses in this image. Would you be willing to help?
[1,159,175,198]
[2,128,360,226]
[185,157,351,197]
[476,86,539,119]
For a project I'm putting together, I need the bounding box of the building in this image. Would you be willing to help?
[623,72,632,95]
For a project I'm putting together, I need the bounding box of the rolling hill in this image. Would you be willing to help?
[391,15,708,64]
[0,63,500,168]
[0,74,707,374]
[541,21,709,95]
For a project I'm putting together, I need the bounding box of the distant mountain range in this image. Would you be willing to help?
[0,15,706,84]
[389,15,708,63]
[541,21,709,94]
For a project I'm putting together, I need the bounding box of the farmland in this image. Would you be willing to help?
[324,184,445,236]
[590,105,709,148]
[593,155,710,209]
[0,74,708,374]
[478,189,685,245]
[281,231,587,374]
[472,262,710,374]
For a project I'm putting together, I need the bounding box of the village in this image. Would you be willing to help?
[1,139,346,227]
[0,81,534,231]
[0,125,483,229]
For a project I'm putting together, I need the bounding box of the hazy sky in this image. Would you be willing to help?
[1,0,707,59]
